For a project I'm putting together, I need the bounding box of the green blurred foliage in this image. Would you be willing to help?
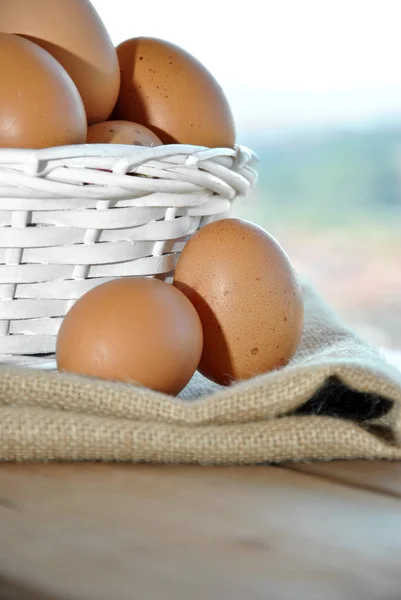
[241,125,401,231]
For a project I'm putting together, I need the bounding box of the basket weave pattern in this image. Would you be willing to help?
[0,143,257,359]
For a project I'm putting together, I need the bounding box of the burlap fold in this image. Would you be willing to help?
[1,283,401,464]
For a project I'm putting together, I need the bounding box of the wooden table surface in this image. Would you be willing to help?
[0,460,401,600]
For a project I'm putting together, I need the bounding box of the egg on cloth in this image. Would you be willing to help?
[0,33,86,148]
[173,218,304,386]
[114,37,236,148]
[0,0,120,124]
[56,277,204,396]
[87,120,162,146]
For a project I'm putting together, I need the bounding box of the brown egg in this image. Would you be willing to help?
[56,277,203,396]
[114,37,236,148]
[0,0,120,124]
[0,33,86,149]
[87,120,162,147]
[173,219,304,385]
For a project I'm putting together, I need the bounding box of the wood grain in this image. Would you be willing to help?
[0,463,401,600]
[289,459,401,498]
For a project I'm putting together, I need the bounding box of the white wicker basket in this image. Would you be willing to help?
[0,142,257,362]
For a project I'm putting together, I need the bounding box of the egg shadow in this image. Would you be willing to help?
[18,35,120,124]
[23,34,175,141]
[173,281,234,387]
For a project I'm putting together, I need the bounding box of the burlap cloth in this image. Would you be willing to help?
[0,282,401,464]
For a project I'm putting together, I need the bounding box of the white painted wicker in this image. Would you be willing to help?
[0,143,257,360]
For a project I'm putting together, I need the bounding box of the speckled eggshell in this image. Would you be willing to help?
[0,33,86,148]
[56,277,204,397]
[173,218,304,386]
[0,0,120,124]
[87,120,162,146]
[114,37,236,148]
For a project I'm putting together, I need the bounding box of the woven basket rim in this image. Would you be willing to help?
[0,142,259,165]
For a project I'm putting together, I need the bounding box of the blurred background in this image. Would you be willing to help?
[94,0,401,366]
